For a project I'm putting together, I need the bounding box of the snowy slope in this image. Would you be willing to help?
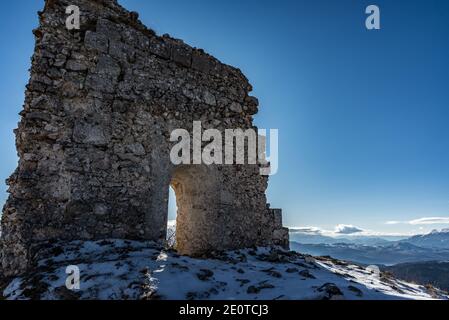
[1,240,447,300]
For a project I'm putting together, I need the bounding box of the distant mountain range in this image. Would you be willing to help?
[289,233,401,246]
[399,228,449,249]
[290,228,449,266]
[291,241,449,266]
[290,228,449,292]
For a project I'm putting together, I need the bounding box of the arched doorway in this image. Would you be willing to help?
[166,185,177,247]
[168,165,219,256]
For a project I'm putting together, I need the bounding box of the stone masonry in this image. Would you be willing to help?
[0,0,289,277]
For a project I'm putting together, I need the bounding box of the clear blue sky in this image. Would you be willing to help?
[1,0,448,236]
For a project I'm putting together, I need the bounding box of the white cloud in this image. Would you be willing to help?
[386,217,449,226]
[288,224,414,237]
[385,221,402,225]
[409,217,449,225]
[289,227,323,235]
[334,224,364,234]
[292,224,366,236]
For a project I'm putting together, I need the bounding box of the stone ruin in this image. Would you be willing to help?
[0,0,289,277]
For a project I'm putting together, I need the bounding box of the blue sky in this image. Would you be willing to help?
[1,0,449,237]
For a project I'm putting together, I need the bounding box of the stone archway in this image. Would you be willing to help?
[0,0,289,277]
[170,165,219,256]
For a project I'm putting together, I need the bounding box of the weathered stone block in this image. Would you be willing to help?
[85,74,116,93]
[272,209,283,227]
[95,55,121,78]
[229,102,243,113]
[66,59,88,72]
[126,143,146,156]
[171,42,192,68]
[192,50,211,74]
[96,18,121,41]
[84,31,109,53]
[73,122,110,146]
[272,228,290,248]
[25,112,51,122]
[148,37,171,60]
[109,40,131,61]
[203,91,217,106]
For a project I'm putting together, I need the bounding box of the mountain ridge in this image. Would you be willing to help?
[399,229,449,249]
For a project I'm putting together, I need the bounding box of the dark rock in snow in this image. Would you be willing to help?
[317,283,344,300]
[299,269,316,279]
[348,285,363,297]
[197,269,214,281]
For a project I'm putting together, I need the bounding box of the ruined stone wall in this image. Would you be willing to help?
[0,0,288,277]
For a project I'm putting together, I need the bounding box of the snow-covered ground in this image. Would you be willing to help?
[1,240,447,300]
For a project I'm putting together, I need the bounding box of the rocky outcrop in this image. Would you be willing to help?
[0,0,288,277]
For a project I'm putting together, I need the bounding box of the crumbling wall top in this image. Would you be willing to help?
[43,0,253,92]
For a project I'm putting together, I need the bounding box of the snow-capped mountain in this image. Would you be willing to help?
[291,241,449,266]
[400,229,449,249]
[289,228,449,266]
[289,232,394,246]
[1,240,447,300]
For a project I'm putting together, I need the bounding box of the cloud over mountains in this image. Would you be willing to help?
[334,224,364,235]
[386,217,449,225]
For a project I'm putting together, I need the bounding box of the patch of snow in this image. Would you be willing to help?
[2,240,447,300]
[3,278,24,300]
